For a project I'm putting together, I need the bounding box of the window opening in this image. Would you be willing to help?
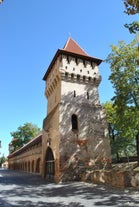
[74,90,76,97]
[71,114,78,131]
[88,77,91,82]
[87,92,89,99]
[83,76,86,82]
[77,74,80,81]
[71,73,74,80]
[65,72,68,79]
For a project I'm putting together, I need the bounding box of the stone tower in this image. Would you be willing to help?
[42,38,111,182]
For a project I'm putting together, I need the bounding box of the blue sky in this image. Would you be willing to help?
[0,0,137,157]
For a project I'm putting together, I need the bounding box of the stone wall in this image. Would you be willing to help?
[81,167,139,188]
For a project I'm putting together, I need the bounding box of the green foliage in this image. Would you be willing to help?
[106,39,139,163]
[123,0,139,15]
[107,40,139,108]
[103,102,136,161]
[124,21,139,34]
[10,122,41,152]
[123,1,139,34]
[0,154,6,164]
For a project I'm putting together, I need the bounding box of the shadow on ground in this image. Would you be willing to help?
[0,169,139,207]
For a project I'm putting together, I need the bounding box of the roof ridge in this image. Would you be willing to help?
[63,37,89,56]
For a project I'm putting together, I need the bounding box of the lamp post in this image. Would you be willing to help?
[9,143,14,154]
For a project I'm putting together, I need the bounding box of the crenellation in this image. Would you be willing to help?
[58,69,101,85]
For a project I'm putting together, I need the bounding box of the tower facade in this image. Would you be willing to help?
[42,38,111,182]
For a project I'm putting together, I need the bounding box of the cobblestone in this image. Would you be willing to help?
[0,168,139,207]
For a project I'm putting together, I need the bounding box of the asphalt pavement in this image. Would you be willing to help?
[0,168,139,207]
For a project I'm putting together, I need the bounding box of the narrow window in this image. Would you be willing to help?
[77,74,80,81]
[71,114,78,131]
[71,73,74,80]
[83,76,86,82]
[88,77,91,82]
[65,72,68,79]
[74,90,76,97]
[87,92,89,99]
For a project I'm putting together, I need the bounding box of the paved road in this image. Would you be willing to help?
[0,169,139,207]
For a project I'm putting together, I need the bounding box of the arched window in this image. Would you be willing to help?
[71,114,78,131]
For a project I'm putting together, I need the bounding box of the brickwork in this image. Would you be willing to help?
[8,134,42,174]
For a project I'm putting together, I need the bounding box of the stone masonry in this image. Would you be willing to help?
[42,38,111,182]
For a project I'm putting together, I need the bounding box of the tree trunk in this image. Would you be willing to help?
[136,132,139,165]
[116,152,120,163]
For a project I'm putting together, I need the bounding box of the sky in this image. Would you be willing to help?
[0,0,137,157]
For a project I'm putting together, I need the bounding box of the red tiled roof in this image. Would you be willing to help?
[63,37,89,57]
[43,38,102,80]
[8,134,42,158]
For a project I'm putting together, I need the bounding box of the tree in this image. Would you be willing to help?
[123,0,139,34]
[0,154,6,164]
[123,0,139,15]
[103,102,136,161]
[103,102,120,161]
[0,154,6,167]
[106,39,139,164]
[10,122,41,152]
[124,21,139,34]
